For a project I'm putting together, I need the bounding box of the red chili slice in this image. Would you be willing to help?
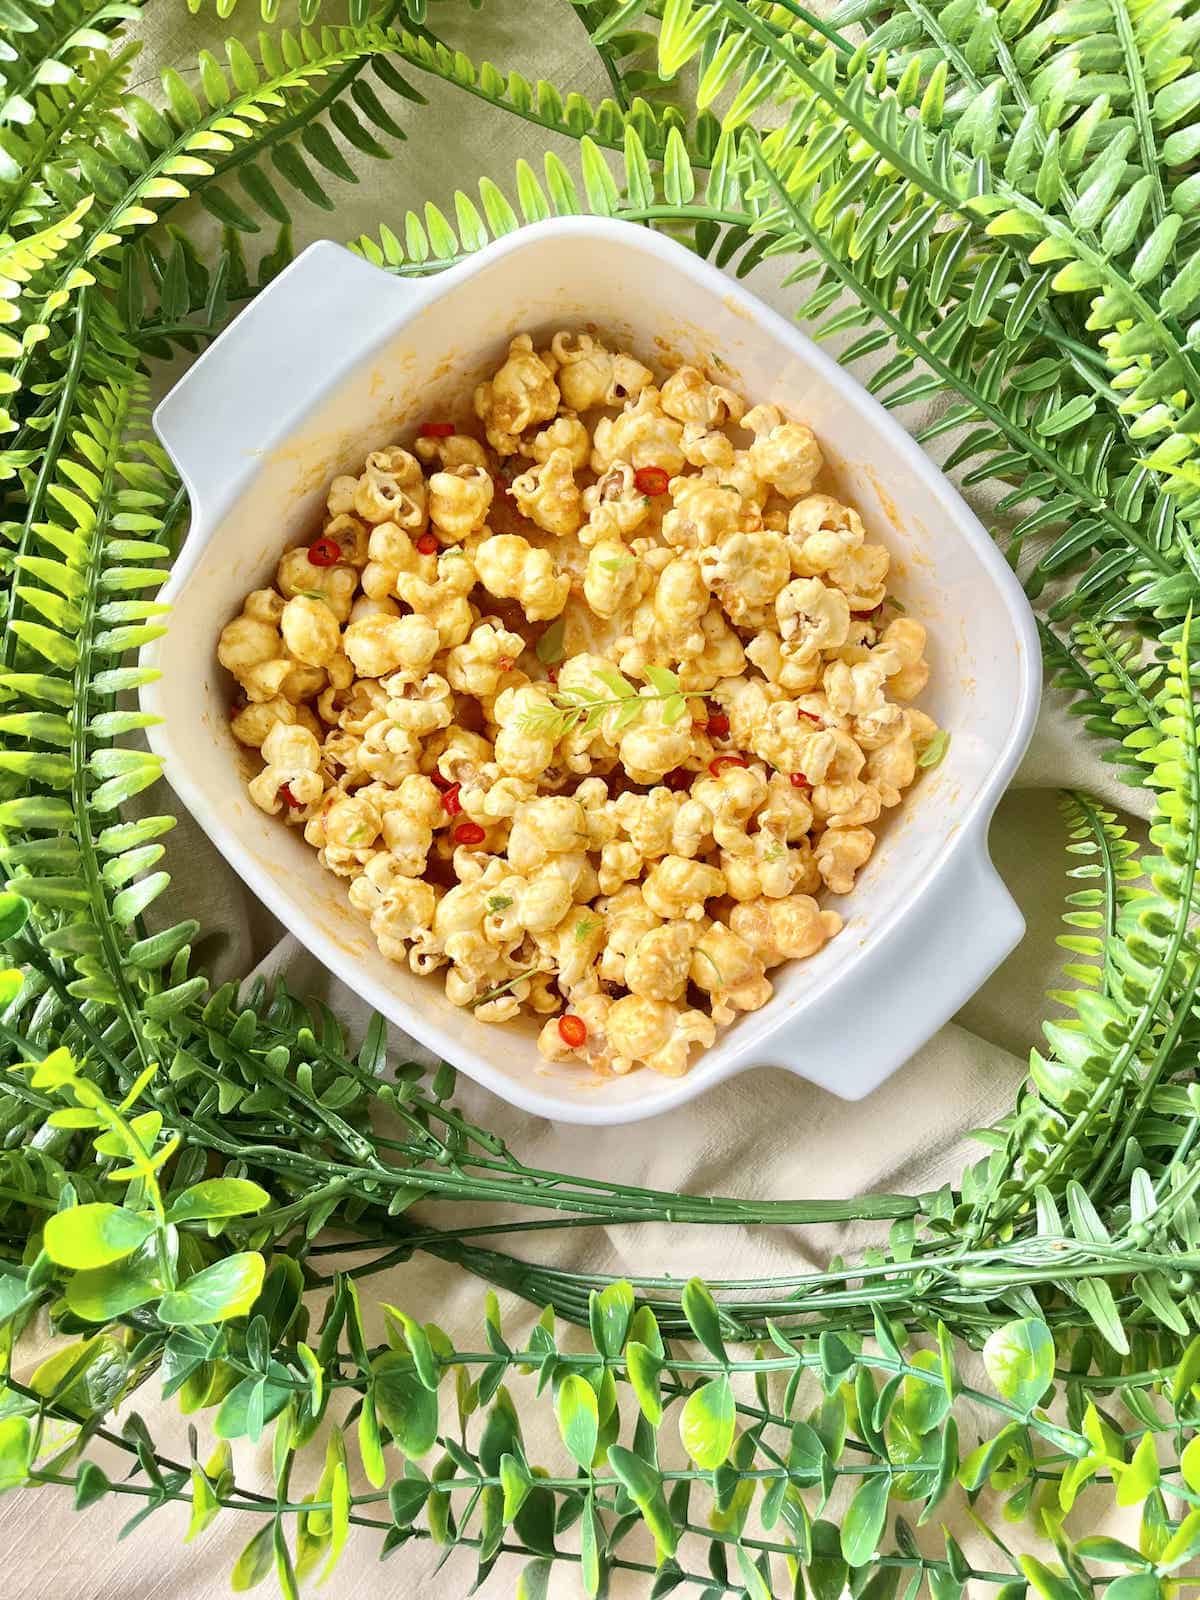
[280,783,302,809]
[418,421,455,438]
[790,772,811,789]
[634,465,670,496]
[707,713,730,738]
[558,1014,587,1048]
[430,772,453,791]
[453,821,486,846]
[664,767,693,791]
[441,784,462,816]
[708,755,748,775]
[416,532,439,555]
[797,709,821,725]
[307,536,340,567]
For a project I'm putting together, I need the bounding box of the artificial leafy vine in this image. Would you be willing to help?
[0,0,1197,1595]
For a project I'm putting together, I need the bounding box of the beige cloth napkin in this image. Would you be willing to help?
[3,4,1152,1595]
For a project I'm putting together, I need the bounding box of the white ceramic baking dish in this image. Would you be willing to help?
[145,218,1039,1125]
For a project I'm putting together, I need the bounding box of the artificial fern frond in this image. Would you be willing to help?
[0,23,410,443]
[1049,791,1145,1014]
[1040,617,1166,775]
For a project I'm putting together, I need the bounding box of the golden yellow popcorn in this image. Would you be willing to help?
[352,447,427,529]
[606,995,715,1077]
[445,620,525,697]
[811,777,883,830]
[524,414,591,471]
[729,894,842,967]
[473,333,560,454]
[786,495,865,576]
[360,521,428,601]
[590,388,685,475]
[776,576,852,663]
[877,616,930,701]
[617,696,696,785]
[580,463,653,545]
[662,477,743,550]
[624,921,695,1003]
[356,715,421,786]
[280,594,341,668]
[814,825,876,895]
[675,607,746,692]
[583,541,642,619]
[248,722,323,816]
[660,365,745,430]
[382,674,453,741]
[700,530,791,627]
[828,542,889,613]
[414,432,489,471]
[550,332,653,411]
[342,612,440,679]
[510,447,583,536]
[652,556,709,647]
[276,549,357,622]
[742,402,823,497]
[689,922,771,1023]
[492,684,560,781]
[231,695,303,749]
[641,854,725,919]
[428,462,494,541]
[474,534,570,621]
[243,587,285,625]
[323,514,370,567]
[225,333,938,1087]
[218,613,290,703]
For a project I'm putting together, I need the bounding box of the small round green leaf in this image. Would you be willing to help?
[165,1179,270,1224]
[679,1374,735,1470]
[157,1252,265,1326]
[982,1318,1055,1413]
[841,1473,889,1566]
[44,1203,154,1269]
[555,1372,599,1470]
[372,1351,439,1459]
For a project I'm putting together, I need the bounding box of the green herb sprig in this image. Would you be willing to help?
[518,664,703,740]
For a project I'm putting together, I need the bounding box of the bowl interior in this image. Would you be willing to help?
[147,227,1034,1120]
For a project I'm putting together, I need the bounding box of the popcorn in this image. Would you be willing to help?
[222,335,939,1085]
[428,463,494,541]
[354,447,427,528]
[473,333,560,454]
[280,594,341,668]
[524,414,590,472]
[510,447,583,536]
[474,534,570,621]
[742,403,823,497]
[590,388,685,475]
[342,612,440,679]
[276,549,358,621]
[641,855,725,919]
[550,332,653,411]
[247,723,323,815]
[580,463,652,545]
[699,529,790,627]
[814,825,876,895]
[606,995,716,1077]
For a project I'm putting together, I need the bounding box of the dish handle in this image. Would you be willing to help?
[757,825,1024,1101]
[153,240,424,585]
